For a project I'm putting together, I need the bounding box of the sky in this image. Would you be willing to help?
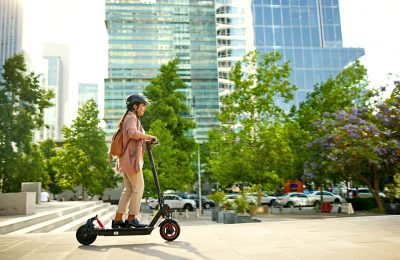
[339,0,400,94]
[23,0,107,124]
[22,0,400,120]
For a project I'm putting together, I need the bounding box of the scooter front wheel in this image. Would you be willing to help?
[76,225,97,245]
[159,220,180,241]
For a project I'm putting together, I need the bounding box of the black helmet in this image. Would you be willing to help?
[126,94,148,111]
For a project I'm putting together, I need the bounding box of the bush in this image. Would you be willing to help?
[383,197,400,204]
[348,198,377,211]
[208,191,226,209]
[234,195,249,214]
[223,200,235,210]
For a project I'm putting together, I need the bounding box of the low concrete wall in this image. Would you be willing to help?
[21,182,41,204]
[0,192,36,215]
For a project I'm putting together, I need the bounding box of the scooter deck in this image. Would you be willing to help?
[95,226,154,236]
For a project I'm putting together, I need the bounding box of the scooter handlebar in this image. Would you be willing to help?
[146,139,159,146]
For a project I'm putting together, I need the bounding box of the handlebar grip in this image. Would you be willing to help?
[146,139,159,145]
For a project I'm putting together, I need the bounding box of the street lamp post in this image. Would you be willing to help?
[193,95,202,214]
[198,145,202,214]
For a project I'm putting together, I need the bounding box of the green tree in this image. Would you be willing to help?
[52,99,118,197]
[294,60,370,131]
[143,120,195,193]
[305,104,400,212]
[221,51,296,126]
[292,60,371,189]
[0,54,54,192]
[141,58,197,193]
[39,139,61,194]
[141,58,195,136]
[206,51,297,190]
[206,129,247,187]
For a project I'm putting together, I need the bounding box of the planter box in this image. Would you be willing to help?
[223,212,237,224]
[0,192,36,215]
[211,208,218,221]
[236,215,251,223]
[217,211,228,223]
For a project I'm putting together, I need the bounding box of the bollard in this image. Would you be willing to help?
[196,208,200,218]
[173,210,177,218]
[185,209,189,218]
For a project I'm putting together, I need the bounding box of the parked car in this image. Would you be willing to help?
[181,194,216,209]
[148,194,196,211]
[276,192,315,207]
[246,193,277,206]
[309,191,344,205]
[349,188,386,198]
[223,194,257,205]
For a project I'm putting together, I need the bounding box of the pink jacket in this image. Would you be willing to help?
[117,111,145,175]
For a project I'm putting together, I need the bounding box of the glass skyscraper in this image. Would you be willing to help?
[79,83,99,107]
[216,0,254,110]
[104,0,219,142]
[0,0,23,72]
[252,0,364,109]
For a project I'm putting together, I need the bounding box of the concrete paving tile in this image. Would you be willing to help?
[1,216,400,260]
[334,247,399,260]
[285,248,342,260]
[313,240,364,249]
[245,253,297,260]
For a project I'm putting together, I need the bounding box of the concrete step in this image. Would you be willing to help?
[0,201,103,235]
[8,202,113,235]
[50,204,117,233]
[64,204,152,231]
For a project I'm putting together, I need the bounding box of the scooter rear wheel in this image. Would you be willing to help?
[76,225,97,245]
[160,220,180,241]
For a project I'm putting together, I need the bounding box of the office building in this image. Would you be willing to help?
[252,0,364,109]
[104,0,219,142]
[217,0,364,110]
[0,0,23,73]
[79,83,98,106]
[216,0,254,110]
[35,44,70,142]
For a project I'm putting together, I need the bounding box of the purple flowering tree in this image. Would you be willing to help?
[305,86,400,211]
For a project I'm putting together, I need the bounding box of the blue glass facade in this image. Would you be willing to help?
[252,0,365,109]
[43,56,62,141]
[0,0,23,74]
[105,0,219,142]
[45,56,59,86]
[79,83,98,107]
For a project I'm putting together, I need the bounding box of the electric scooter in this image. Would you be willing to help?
[76,141,180,245]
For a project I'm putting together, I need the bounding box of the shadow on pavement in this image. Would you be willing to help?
[78,241,212,260]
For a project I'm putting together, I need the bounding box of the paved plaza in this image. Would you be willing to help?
[1,213,400,260]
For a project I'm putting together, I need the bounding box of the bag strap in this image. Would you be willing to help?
[120,112,140,156]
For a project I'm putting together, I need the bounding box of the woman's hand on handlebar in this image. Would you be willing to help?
[147,135,158,144]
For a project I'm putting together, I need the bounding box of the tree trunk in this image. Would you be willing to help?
[372,190,384,213]
[373,171,384,213]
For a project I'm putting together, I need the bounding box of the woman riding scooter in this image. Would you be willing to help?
[112,94,157,228]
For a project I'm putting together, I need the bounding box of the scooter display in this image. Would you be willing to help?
[76,141,180,245]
